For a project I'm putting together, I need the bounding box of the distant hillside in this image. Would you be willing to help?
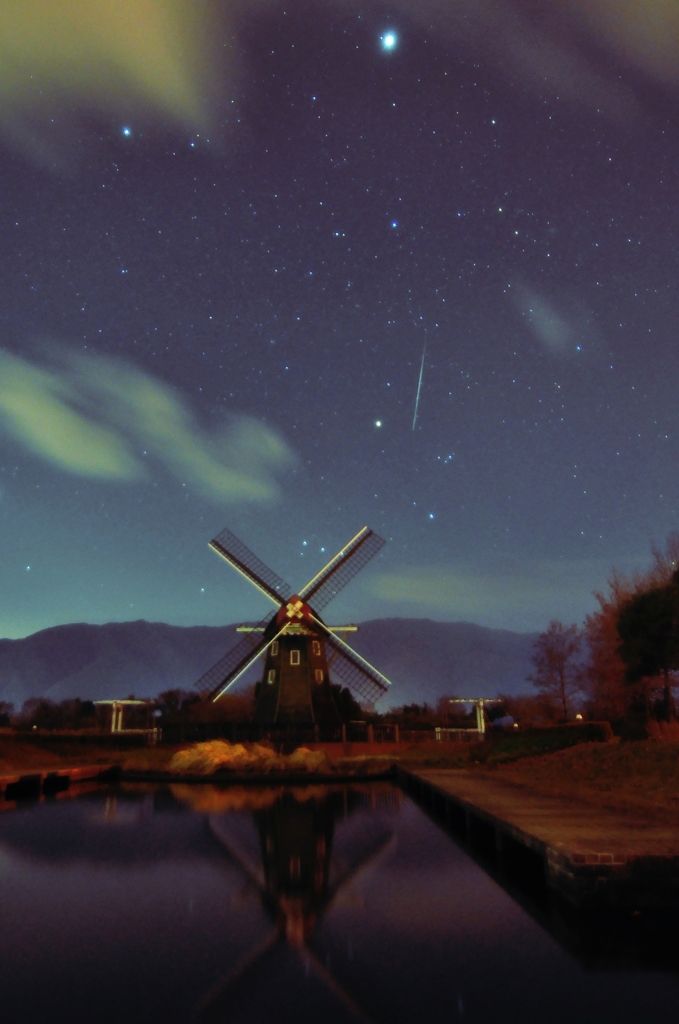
[0,621,234,709]
[0,618,537,711]
[351,619,537,708]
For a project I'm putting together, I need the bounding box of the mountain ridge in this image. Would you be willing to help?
[0,618,537,710]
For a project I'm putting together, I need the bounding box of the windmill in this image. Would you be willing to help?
[195,787,394,1023]
[195,526,391,728]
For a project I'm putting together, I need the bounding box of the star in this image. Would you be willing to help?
[375,420,382,427]
[380,31,398,52]
[121,126,132,137]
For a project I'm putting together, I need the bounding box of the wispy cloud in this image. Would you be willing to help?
[0,347,295,502]
[517,288,574,356]
[0,0,222,168]
[511,282,601,359]
[2,1,678,170]
[374,1,679,119]
[376,0,640,120]
[370,559,609,631]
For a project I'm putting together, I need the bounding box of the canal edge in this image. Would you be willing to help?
[395,766,679,912]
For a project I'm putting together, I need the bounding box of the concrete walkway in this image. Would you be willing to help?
[401,768,679,908]
[410,769,679,862]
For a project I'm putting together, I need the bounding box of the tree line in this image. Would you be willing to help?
[530,533,679,729]
[0,683,364,731]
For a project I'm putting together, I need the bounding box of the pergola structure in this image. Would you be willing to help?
[95,699,160,743]
[435,698,503,741]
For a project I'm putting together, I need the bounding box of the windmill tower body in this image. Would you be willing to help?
[195,526,392,729]
[255,605,337,726]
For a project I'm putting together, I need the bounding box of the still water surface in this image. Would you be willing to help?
[0,782,677,1024]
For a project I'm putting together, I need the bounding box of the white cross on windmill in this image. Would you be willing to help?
[285,599,304,620]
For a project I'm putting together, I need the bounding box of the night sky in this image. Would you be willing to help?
[2,0,679,639]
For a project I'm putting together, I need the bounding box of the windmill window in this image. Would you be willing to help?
[267,669,275,685]
[312,640,321,656]
[315,669,324,683]
[290,650,300,666]
[271,641,279,656]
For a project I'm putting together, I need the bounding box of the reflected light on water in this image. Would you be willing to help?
[0,784,677,1024]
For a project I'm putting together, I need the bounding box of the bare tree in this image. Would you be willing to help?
[529,621,582,722]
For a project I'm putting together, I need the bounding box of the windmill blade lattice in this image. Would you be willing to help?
[313,620,390,705]
[210,527,292,605]
[299,527,385,612]
[196,610,276,699]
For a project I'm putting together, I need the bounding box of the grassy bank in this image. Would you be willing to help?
[0,736,181,774]
[5,729,679,822]
[494,740,679,820]
[0,723,612,775]
[396,723,613,769]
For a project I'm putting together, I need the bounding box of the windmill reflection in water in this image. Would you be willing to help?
[191,784,397,1023]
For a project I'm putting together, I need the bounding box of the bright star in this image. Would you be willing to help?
[375,420,382,427]
[121,126,131,137]
[381,31,398,51]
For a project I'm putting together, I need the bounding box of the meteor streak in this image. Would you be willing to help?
[412,339,426,430]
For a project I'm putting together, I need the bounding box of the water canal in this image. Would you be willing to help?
[0,782,677,1023]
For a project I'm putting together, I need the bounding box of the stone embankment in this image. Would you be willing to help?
[399,767,679,910]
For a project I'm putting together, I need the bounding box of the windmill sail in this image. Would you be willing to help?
[311,617,390,705]
[196,935,375,1024]
[199,522,391,719]
[196,610,277,699]
[197,800,390,1024]
[299,527,385,612]
[210,527,292,605]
